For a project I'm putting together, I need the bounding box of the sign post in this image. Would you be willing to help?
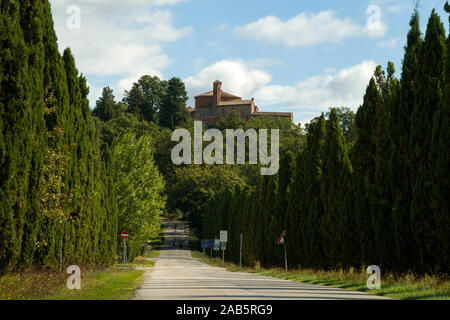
[220,231,228,266]
[121,231,129,264]
[277,230,287,272]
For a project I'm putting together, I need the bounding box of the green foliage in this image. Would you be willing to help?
[326,107,356,144]
[123,75,167,123]
[112,132,166,260]
[159,77,190,130]
[216,110,245,130]
[93,87,117,121]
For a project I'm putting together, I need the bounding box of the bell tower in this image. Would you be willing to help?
[213,80,222,107]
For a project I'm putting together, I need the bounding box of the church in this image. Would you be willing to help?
[189,81,293,125]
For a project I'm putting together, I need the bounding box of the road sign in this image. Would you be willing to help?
[220,230,228,243]
[121,231,129,240]
[220,242,227,250]
[214,239,220,251]
[201,240,214,249]
[277,230,286,245]
[121,231,129,264]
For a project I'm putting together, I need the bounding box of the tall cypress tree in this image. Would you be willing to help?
[352,78,379,267]
[0,0,46,271]
[409,10,446,272]
[301,115,326,269]
[389,8,422,271]
[429,3,450,271]
[270,151,294,267]
[285,149,305,268]
[373,63,398,270]
[321,109,352,269]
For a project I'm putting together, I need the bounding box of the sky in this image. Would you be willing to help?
[49,0,448,125]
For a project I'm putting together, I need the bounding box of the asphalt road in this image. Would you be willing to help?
[133,220,387,300]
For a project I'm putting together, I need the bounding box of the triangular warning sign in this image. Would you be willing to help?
[277,231,286,245]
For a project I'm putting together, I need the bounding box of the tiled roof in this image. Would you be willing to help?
[252,112,293,117]
[195,90,241,99]
[218,100,253,106]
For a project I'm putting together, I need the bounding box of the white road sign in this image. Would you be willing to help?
[220,230,228,243]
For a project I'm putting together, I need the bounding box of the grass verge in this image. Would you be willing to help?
[191,250,450,300]
[0,266,146,300]
[118,256,155,268]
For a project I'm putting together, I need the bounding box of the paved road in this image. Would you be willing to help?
[133,221,386,300]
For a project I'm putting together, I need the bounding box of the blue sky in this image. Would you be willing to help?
[50,0,448,124]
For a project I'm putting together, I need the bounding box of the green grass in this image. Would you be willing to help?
[191,250,450,300]
[118,256,156,268]
[49,267,146,300]
[0,266,146,300]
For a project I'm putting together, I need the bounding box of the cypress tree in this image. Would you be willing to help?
[389,9,422,271]
[93,87,116,122]
[270,152,294,267]
[0,0,46,271]
[429,3,450,271]
[285,149,305,268]
[351,78,379,267]
[373,63,398,270]
[321,109,352,269]
[409,10,446,272]
[301,116,326,269]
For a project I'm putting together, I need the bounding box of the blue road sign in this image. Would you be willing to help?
[201,240,214,249]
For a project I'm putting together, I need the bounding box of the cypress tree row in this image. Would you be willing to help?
[0,0,118,272]
[201,8,449,275]
[0,0,46,271]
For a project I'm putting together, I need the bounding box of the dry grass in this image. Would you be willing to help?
[0,265,145,300]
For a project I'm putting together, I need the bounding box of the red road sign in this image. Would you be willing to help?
[277,230,286,245]
[121,231,129,240]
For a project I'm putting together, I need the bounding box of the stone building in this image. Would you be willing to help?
[190,81,293,125]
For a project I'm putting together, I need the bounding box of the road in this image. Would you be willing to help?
[133,220,387,300]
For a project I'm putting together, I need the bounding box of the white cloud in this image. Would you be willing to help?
[234,10,386,47]
[255,61,377,119]
[49,0,191,104]
[183,59,272,104]
[185,59,377,123]
[51,0,188,14]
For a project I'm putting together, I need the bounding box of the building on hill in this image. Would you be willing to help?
[189,81,293,125]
